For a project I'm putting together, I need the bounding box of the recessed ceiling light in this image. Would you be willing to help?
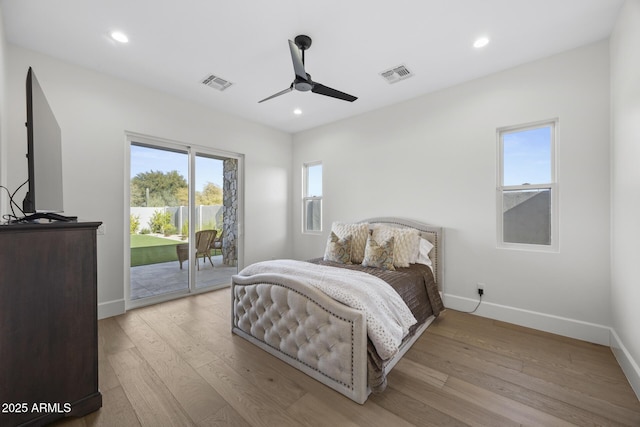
[111,31,129,43]
[293,108,302,115]
[473,37,489,48]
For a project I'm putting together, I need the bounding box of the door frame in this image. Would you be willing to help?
[124,131,244,310]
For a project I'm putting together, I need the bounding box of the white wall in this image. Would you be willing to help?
[610,0,640,398]
[293,41,612,344]
[4,46,293,318]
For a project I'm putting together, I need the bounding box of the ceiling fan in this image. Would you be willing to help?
[259,35,358,104]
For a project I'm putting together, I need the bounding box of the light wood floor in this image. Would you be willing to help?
[53,288,640,427]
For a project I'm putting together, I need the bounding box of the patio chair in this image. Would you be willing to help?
[195,229,217,270]
[176,229,217,270]
[176,243,188,269]
[212,232,222,256]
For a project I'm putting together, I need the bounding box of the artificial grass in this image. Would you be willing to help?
[130,234,183,248]
[130,234,184,267]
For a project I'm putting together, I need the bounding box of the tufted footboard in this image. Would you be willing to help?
[231,273,370,403]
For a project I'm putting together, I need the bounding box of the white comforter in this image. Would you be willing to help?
[238,259,417,360]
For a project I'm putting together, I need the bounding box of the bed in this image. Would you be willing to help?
[231,217,444,404]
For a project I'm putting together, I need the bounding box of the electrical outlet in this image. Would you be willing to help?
[477,283,485,296]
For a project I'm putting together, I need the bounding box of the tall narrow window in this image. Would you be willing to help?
[498,119,557,250]
[303,162,322,233]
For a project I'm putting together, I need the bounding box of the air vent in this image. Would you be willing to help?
[380,64,413,84]
[201,74,233,91]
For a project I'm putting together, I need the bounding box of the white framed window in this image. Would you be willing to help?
[497,119,558,250]
[303,161,322,233]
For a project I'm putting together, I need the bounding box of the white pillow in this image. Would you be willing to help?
[331,222,369,263]
[416,237,434,268]
[371,225,420,268]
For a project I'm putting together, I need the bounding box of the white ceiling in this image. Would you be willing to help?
[0,0,624,134]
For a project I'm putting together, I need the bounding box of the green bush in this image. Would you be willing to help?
[140,228,151,235]
[130,214,140,234]
[163,225,177,236]
[148,209,173,234]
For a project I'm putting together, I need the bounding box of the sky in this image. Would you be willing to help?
[306,163,322,197]
[130,144,223,191]
[502,126,552,186]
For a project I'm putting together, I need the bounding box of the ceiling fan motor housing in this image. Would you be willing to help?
[294,35,312,51]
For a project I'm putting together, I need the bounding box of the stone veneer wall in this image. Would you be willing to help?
[222,158,238,266]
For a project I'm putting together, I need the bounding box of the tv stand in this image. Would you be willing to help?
[0,221,102,426]
[21,212,78,222]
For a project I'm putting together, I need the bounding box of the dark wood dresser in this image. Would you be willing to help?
[0,221,102,426]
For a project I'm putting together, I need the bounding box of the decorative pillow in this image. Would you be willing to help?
[323,232,352,264]
[371,225,420,268]
[362,234,395,271]
[331,222,369,263]
[416,237,434,268]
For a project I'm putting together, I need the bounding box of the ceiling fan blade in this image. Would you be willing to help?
[312,83,358,102]
[258,85,294,103]
[289,39,307,80]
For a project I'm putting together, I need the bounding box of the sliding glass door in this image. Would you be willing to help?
[127,135,241,308]
[129,143,189,301]
[194,152,239,289]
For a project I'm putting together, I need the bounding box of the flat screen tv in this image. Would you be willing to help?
[22,67,75,222]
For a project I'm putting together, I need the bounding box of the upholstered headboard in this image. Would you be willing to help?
[359,217,444,291]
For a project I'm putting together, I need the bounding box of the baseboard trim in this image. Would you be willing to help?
[610,329,640,400]
[98,298,125,319]
[443,294,611,346]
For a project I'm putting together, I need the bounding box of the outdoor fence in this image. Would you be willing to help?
[131,205,223,235]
